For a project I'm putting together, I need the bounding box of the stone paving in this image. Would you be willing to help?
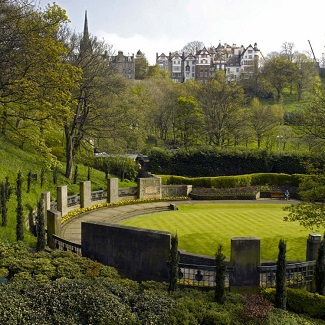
[61,199,299,244]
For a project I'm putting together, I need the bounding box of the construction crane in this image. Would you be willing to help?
[308,40,317,62]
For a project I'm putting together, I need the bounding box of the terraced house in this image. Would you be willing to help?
[156,42,263,83]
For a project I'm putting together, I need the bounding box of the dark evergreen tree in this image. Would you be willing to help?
[168,234,179,292]
[275,239,287,309]
[87,166,91,181]
[73,165,78,184]
[36,198,46,251]
[0,182,6,226]
[27,171,32,193]
[215,244,227,304]
[16,171,24,241]
[52,166,58,185]
[315,239,325,295]
[1,177,12,227]
[40,168,45,188]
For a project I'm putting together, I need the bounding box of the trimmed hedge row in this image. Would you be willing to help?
[262,288,325,319]
[148,147,324,177]
[159,173,304,188]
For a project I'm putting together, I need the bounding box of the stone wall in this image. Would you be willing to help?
[162,185,192,197]
[137,177,162,199]
[81,222,171,282]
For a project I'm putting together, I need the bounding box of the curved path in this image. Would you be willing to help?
[61,199,299,244]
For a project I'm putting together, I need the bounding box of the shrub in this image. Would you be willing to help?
[240,294,273,324]
[262,288,325,319]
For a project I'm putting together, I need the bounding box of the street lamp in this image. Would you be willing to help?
[276,135,283,153]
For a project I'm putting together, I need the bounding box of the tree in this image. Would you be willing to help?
[294,54,318,100]
[16,171,24,241]
[0,1,81,162]
[0,177,12,227]
[134,51,148,80]
[36,197,46,251]
[275,239,287,309]
[284,172,325,230]
[63,29,126,178]
[315,239,325,295]
[262,56,297,101]
[215,245,227,304]
[248,98,283,148]
[173,96,204,146]
[198,72,245,146]
[168,234,179,292]
[181,41,205,55]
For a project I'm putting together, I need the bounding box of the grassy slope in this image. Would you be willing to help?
[122,203,325,261]
[0,135,109,245]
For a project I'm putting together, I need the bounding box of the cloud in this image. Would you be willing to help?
[97,31,187,65]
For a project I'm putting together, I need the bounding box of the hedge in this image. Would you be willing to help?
[148,147,324,177]
[159,173,304,188]
[262,288,325,319]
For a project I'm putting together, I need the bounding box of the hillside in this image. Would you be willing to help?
[0,135,108,245]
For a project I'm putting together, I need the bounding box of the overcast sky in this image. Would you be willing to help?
[38,0,325,65]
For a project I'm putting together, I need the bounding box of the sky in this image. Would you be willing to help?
[38,0,325,65]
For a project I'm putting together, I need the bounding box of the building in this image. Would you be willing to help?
[109,51,135,80]
[156,42,263,83]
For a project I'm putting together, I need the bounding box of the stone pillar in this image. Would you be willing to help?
[42,191,51,227]
[47,210,62,249]
[57,186,67,216]
[80,181,91,208]
[306,233,322,261]
[138,177,162,199]
[107,178,119,203]
[229,237,260,293]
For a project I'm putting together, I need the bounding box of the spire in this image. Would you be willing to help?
[83,10,89,40]
[80,10,92,55]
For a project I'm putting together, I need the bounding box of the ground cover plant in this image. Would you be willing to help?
[122,203,325,261]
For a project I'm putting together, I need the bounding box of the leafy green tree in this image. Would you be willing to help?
[16,171,24,241]
[168,234,179,292]
[36,198,46,251]
[295,53,318,101]
[198,72,245,146]
[215,245,227,304]
[315,238,325,295]
[174,96,204,146]
[262,56,297,101]
[63,29,126,178]
[0,1,81,162]
[134,51,148,80]
[275,239,287,309]
[248,98,283,148]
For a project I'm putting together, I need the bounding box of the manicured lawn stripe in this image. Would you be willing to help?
[122,203,325,261]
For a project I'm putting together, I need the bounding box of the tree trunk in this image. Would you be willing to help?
[65,127,74,179]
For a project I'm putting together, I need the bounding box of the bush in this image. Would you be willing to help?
[262,288,325,319]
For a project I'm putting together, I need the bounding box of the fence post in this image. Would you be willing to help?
[47,210,62,249]
[80,181,91,208]
[229,237,260,293]
[57,185,68,216]
[306,233,322,261]
[107,178,119,203]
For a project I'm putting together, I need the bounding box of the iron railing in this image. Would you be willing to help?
[178,263,232,288]
[53,235,82,256]
[258,261,316,290]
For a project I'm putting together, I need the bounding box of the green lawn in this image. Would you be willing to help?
[122,203,324,261]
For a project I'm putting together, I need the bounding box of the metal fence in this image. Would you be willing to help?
[177,261,316,290]
[258,261,316,290]
[91,190,107,201]
[178,263,232,288]
[53,235,82,256]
